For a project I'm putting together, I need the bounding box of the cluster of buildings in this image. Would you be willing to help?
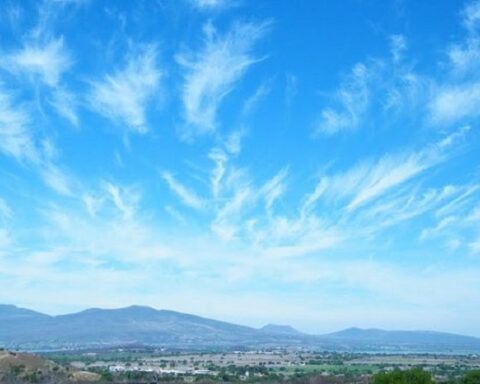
[107,364,213,376]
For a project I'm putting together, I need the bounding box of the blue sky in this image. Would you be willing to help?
[1,0,480,336]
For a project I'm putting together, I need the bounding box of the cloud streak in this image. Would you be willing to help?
[177,21,268,135]
[88,46,162,133]
[162,171,205,210]
[2,38,71,87]
[0,85,38,163]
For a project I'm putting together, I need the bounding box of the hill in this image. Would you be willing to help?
[321,327,480,352]
[0,349,56,373]
[259,324,303,336]
[0,348,100,382]
[1,305,480,353]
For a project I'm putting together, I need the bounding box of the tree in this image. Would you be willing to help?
[463,370,480,384]
[374,368,433,384]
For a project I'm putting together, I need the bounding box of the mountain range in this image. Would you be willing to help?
[1,304,480,353]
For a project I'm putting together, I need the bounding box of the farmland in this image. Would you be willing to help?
[41,348,480,383]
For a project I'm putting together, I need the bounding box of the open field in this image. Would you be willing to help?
[39,348,480,382]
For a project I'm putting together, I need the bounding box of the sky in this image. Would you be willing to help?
[0,0,480,336]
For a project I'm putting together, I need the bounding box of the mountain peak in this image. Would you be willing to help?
[260,323,302,335]
[118,305,158,312]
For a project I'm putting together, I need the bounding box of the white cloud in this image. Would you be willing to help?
[161,171,205,210]
[429,82,480,124]
[209,148,228,199]
[0,86,38,163]
[447,41,480,75]
[49,87,78,126]
[88,46,162,133]
[211,183,252,240]
[420,216,457,240]
[462,0,480,32]
[159,127,471,253]
[0,85,77,196]
[32,189,176,269]
[352,185,461,234]
[435,184,479,218]
[390,34,407,62]
[242,82,270,115]
[104,182,139,219]
[261,168,288,212]
[39,164,73,196]
[428,1,480,125]
[164,205,187,225]
[224,127,246,155]
[207,144,255,238]
[315,35,431,136]
[82,194,102,218]
[1,37,79,125]
[301,177,329,215]
[345,153,433,211]
[2,38,71,87]
[189,0,233,10]
[315,63,370,135]
[177,21,268,135]
[323,128,466,211]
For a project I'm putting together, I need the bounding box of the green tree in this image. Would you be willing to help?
[463,370,480,384]
[100,371,114,382]
[374,368,433,384]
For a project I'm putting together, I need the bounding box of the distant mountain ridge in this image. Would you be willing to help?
[322,327,480,350]
[1,304,480,353]
[260,324,303,335]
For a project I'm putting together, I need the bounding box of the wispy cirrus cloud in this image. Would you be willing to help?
[88,46,162,134]
[261,167,288,212]
[1,38,71,87]
[429,1,480,125]
[49,87,79,126]
[104,182,139,219]
[39,164,74,196]
[177,21,269,136]
[1,37,79,126]
[315,62,371,136]
[390,34,407,62]
[161,171,205,210]
[189,0,234,10]
[462,0,480,33]
[315,34,429,136]
[155,125,470,254]
[429,83,480,124]
[0,85,73,196]
[420,216,457,240]
[0,85,39,163]
[308,128,466,213]
[242,81,270,115]
[211,181,253,240]
[25,181,178,274]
